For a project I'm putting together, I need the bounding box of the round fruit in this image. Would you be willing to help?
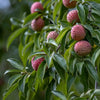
[74,41,92,56]
[31,2,43,13]
[47,31,58,40]
[31,57,45,71]
[67,10,80,24]
[71,24,86,41]
[31,18,44,31]
[63,0,77,8]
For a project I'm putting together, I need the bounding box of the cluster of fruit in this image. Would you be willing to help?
[30,2,59,71]
[64,0,92,56]
[30,0,92,71]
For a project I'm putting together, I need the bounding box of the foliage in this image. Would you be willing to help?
[4,0,100,100]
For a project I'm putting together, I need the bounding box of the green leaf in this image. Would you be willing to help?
[64,41,76,68]
[52,91,67,100]
[10,17,22,26]
[53,1,62,21]
[7,27,27,49]
[46,39,58,47]
[7,58,24,70]
[77,4,86,24]
[28,51,46,59]
[76,62,84,75]
[22,40,34,56]
[93,89,100,96]
[92,48,100,66]
[42,24,59,31]
[85,60,100,83]
[45,52,54,68]
[53,59,65,79]
[35,61,46,91]
[56,27,71,44]
[28,71,36,89]
[83,24,94,35]
[24,13,41,25]
[4,69,21,75]
[8,74,22,88]
[67,74,76,92]
[3,82,18,100]
[36,61,46,82]
[53,53,67,71]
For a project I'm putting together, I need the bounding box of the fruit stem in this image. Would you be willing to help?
[56,44,61,52]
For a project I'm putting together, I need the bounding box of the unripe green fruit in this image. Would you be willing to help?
[71,24,86,41]
[74,41,92,56]
[31,2,43,13]
[63,0,77,8]
[67,10,80,24]
[31,57,45,71]
[31,18,44,31]
[47,31,58,40]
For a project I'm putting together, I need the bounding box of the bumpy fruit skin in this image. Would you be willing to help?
[31,57,45,71]
[67,10,80,24]
[63,0,77,8]
[47,31,58,40]
[31,18,44,31]
[31,2,43,13]
[74,41,92,56]
[71,24,86,41]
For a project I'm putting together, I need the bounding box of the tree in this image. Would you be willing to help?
[3,0,100,100]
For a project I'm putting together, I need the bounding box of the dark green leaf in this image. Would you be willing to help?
[67,74,76,92]
[46,79,55,100]
[85,60,100,83]
[53,59,65,79]
[76,62,84,75]
[77,4,86,24]
[53,53,67,71]
[18,74,28,93]
[36,61,46,82]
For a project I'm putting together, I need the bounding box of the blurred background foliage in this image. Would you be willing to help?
[0,0,31,99]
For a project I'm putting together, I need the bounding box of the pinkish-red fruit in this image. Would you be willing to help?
[31,57,45,71]
[63,0,77,8]
[67,10,80,24]
[31,2,43,13]
[47,31,58,40]
[31,18,44,31]
[74,41,92,56]
[71,24,86,41]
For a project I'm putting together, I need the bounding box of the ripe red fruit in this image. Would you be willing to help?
[47,31,58,40]
[31,57,45,71]
[71,24,86,41]
[31,2,44,13]
[63,0,77,8]
[31,18,44,31]
[74,41,92,56]
[67,10,80,24]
